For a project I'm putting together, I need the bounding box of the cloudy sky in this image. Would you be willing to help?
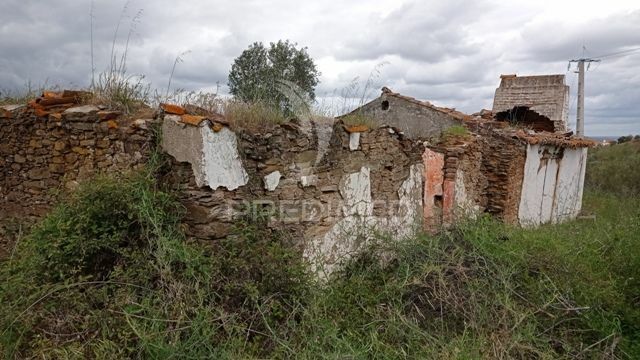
[1,0,639,136]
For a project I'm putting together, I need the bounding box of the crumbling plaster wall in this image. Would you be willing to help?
[518,145,588,226]
[161,118,426,276]
[354,94,461,139]
[422,132,530,229]
[162,115,248,190]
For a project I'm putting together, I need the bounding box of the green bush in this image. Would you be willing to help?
[0,167,310,358]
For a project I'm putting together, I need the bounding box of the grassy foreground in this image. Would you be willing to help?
[1,145,639,359]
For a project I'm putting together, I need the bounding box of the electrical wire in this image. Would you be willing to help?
[593,46,640,59]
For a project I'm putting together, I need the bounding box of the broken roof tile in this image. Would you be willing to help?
[180,114,208,126]
[42,91,63,98]
[494,127,596,148]
[212,122,224,132]
[34,108,49,117]
[49,113,62,121]
[345,124,369,133]
[160,103,186,115]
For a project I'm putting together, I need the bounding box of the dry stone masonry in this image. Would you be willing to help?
[160,108,426,277]
[0,79,595,273]
[0,92,155,224]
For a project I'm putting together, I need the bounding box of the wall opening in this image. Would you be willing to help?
[434,195,443,208]
[381,100,390,111]
[495,106,554,132]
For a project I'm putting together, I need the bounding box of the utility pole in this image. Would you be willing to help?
[568,58,600,137]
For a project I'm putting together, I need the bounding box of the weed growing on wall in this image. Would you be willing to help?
[442,124,470,140]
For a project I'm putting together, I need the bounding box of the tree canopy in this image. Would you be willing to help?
[228,40,320,113]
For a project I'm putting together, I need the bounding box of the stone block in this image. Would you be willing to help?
[28,168,50,180]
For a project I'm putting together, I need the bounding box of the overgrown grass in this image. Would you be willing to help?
[0,159,309,358]
[442,124,471,141]
[341,111,376,128]
[223,100,288,131]
[586,140,640,196]
[1,139,638,358]
[0,82,57,106]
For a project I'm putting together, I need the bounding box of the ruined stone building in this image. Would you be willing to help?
[0,76,593,274]
[421,126,592,229]
[339,87,469,139]
[492,74,570,132]
[341,75,592,229]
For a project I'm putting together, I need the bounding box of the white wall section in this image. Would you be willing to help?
[162,117,249,191]
[518,144,587,226]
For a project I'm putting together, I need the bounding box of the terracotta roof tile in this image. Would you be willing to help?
[476,126,594,148]
[160,103,186,115]
[345,124,369,133]
[180,114,208,126]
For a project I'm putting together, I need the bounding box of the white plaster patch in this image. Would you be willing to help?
[161,116,206,185]
[340,166,372,216]
[385,163,424,239]
[304,166,373,278]
[300,174,318,187]
[263,171,282,191]
[201,126,249,190]
[304,164,425,279]
[519,144,545,226]
[551,148,587,223]
[349,132,361,151]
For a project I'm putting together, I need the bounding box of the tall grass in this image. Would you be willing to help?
[0,81,55,106]
[586,141,640,196]
[1,128,638,358]
[90,2,150,113]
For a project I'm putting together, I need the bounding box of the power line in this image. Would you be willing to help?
[593,46,640,59]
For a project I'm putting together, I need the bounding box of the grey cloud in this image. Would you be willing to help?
[0,0,639,136]
[335,0,487,62]
[513,10,640,63]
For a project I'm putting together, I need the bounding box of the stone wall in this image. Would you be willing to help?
[422,131,527,228]
[161,114,425,277]
[0,103,155,223]
[492,74,570,132]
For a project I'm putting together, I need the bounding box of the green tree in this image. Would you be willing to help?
[228,40,320,114]
[618,135,633,144]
